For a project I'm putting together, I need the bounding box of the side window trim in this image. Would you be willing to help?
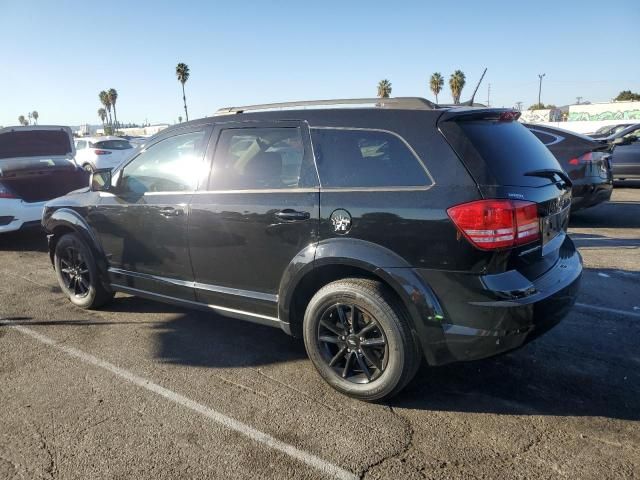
[203,120,319,193]
[311,126,436,192]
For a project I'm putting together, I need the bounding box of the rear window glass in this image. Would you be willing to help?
[452,121,563,187]
[0,130,72,159]
[91,140,132,150]
[311,128,431,188]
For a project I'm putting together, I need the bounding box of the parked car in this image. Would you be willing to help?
[74,136,134,172]
[526,124,613,211]
[588,123,635,139]
[0,125,89,233]
[602,123,640,181]
[43,98,582,401]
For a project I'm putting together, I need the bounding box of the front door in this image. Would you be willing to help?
[91,127,210,301]
[188,121,320,318]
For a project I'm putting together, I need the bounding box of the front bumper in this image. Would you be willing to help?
[417,236,582,364]
[0,199,45,233]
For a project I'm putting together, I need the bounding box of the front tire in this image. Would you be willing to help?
[54,233,113,309]
[303,278,421,401]
[82,163,94,173]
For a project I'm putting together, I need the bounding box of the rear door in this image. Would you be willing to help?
[439,110,572,277]
[188,120,319,318]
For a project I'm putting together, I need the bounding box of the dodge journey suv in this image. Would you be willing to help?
[43,98,582,401]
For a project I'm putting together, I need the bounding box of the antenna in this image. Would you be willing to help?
[468,68,487,105]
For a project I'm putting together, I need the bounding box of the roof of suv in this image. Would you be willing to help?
[156,98,508,135]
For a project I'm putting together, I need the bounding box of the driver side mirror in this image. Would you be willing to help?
[90,168,112,192]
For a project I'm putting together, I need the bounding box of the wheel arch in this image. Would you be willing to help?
[45,208,110,290]
[278,238,448,365]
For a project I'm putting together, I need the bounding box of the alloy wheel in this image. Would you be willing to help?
[59,245,91,298]
[316,303,388,384]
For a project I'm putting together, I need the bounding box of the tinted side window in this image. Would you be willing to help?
[121,131,205,194]
[211,127,308,190]
[310,128,431,188]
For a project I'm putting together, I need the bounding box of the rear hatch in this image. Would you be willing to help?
[0,126,88,203]
[438,109,572,280]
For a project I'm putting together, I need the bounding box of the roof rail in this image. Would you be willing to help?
[214,97,437,115]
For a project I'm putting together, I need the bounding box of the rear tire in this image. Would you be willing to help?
[54,233,113,309]
[82,163,94,173]
[303,278,421,401]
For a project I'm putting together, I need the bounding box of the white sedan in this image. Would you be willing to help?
[74,136,134,172]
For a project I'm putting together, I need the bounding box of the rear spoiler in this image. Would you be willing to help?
[437,108,520,123]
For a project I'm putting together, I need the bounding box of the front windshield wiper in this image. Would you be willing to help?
[524,169,572,187]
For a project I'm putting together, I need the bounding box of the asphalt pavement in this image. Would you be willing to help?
[1,186,639,479]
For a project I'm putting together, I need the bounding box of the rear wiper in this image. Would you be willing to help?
[524,169,572,187]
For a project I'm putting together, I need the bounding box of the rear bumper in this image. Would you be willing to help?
[571,177,613,211]
[0,199,45,233]
[417,236,582,364]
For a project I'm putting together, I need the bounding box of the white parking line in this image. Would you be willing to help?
[8,324,358,480]
[575,303,640,319]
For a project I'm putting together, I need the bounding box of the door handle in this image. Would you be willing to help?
[275,209,310,221]
[159,207,184,217]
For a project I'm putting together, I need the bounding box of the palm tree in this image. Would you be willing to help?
[18,115,27,126]
[176,62,190,121]
[377,79,392,98]
[98,108,107,129]
[32,111,39,124]
[429,73,444,104]
[99,90,112,127]
[107,89,119,130]
[449,70,466,104]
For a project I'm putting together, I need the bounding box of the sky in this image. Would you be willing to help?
[1,0,639,127]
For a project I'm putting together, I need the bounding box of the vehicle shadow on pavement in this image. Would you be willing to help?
[150,312,307,368]
[0,229,48,252]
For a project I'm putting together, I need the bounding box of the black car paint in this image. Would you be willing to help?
[525,123,613,211]
[43,107,582,366]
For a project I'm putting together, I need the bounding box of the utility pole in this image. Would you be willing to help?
[486,83,491,107]
[537,73,546,106]
[515,101,523,111]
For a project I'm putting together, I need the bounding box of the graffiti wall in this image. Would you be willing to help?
[568,101,640,121]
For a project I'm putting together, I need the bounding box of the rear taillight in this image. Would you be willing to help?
[568,152,593,165]
[0,182,18,199]
[94,149,112,155]
[447,199,540,250]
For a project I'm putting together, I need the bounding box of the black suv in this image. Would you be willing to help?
[43,98,582,401]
